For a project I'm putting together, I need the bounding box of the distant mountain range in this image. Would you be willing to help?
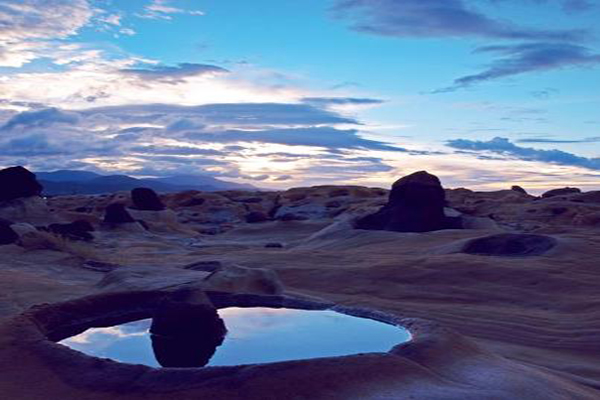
[35,170,257,196]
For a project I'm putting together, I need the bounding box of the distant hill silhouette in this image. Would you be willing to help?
[35,170,257,195]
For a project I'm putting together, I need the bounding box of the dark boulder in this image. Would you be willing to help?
[150,302,227,368]
[103,203,135,224]
[245,211,269,223]
[462,233,556,257]
[0,218,18,245]
[48,220,94,241]
[542,187,581,199]
[0,166,43,202]
[511,185,528,194]
[356,171,451,233]
[131,187,165,211]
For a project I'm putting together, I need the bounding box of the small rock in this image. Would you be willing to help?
[265,242,283,248]
[131,187,165,211]
[0,218,18,245]
[245,211,269,223]
[511,185,528,194]
[48,220,94,241]
[103,203,135,224]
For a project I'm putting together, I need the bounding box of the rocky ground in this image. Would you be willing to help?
[1,167,600,399]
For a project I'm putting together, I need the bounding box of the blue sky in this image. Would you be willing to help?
[0,0,599,192]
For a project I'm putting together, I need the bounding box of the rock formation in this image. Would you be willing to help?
[131,187,165,211]
[542,187,581,198]
[103,203,136,224]
[356,171,453,232]
[0,166,43,202]
[511,185,527,194]
[0,218,18,245]
[461,233,556,257]
[47,220,95,241]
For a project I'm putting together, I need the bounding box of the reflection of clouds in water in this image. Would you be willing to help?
[219,307,327,339]
[62,320,150,347]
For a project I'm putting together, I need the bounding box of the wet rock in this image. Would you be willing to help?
[48,220,94,241]
[356,171,450,232]
[0,218,18,245]
[542,187,581,199]
[103,203,135,224]
[462,233,556,257]
[0,166,43,202]
[245,211,269,223]
[131,187,165,211]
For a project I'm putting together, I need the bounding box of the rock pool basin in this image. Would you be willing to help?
[60,306,411,368]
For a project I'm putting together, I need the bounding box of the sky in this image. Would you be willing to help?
[0,0,599,192]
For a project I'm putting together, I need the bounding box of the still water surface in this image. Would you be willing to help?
[60,307,410,367]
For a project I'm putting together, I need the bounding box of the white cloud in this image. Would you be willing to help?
[0,0,95,67]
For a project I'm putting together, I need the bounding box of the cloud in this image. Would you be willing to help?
[82,102,359,127]
[120,63,229,83]
[301,97,384,106]
[0,99,403,185]
[517,137,600,144]
[332,0,585,41]
[186,127,406,152]
[138,0,205,20]
[0,0,94,66]
[437,42,600,91]
[447,137,600,170]
[1,107,79,130]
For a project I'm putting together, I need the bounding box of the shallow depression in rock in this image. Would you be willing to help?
[59,307,410,368]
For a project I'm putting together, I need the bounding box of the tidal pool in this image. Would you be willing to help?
[60,307,410,368]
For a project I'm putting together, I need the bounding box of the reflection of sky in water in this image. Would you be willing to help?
[60,307,410,367]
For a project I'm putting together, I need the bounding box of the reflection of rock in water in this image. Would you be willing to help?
[150,302,227,368]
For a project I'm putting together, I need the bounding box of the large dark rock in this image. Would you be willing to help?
[0,166,43,202]
[462,233,556,257]
[0,218,18,245]
[131,187,165,211]
[103,203,135,224]
[47,220,94,241]
[150,302,227,368]
[356,171,452,232]
[542,187,581,199]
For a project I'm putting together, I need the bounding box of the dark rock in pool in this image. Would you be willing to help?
[103,203,135,224]
[265,242,283,248]
[356,171,454,233]
[48,220,94,241]
[0,218,18,245]
[245,211,269,223]
[150,302,227,368]
[131,187,165,211]
[462,233,557,257]
[542,187,581,199]
[511,185,528,194]
[0,166,43,202]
